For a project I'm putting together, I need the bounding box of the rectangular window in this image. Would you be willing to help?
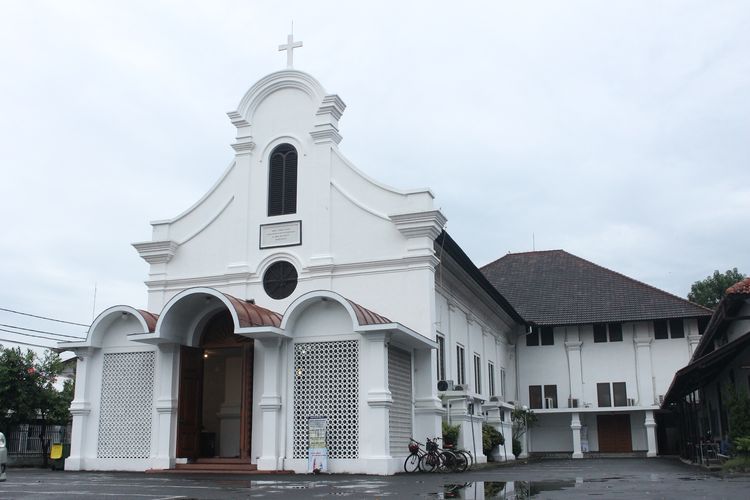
[473,354,482,393]
[529,385,543,409]
[500,368,507,399]
[597,382,612,407]
[456,345,465,385]
[613,382,627,407]
[543,384,558,408]
[608,322,623,342]
[526,328,539,346]
[593,323,607,343]
[669,319,685,338]
[436,334,445,381]
[488,362,496,397]
[540,326,554,346]
[654,320,668,339]
[698,317,710,335]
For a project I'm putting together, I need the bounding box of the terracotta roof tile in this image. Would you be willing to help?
[726,277,750,295]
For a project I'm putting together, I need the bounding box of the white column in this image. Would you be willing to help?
[565,336,583,405]
[413,348,443,449]
[633,330,655,406]
[65,348,94,470]
[362,332,391,467]
[257,338,283,470]
[645,410,658,457]
[571,412,583,459]
[154,343,179,469]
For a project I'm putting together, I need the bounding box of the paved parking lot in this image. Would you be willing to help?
[1,458,748,498]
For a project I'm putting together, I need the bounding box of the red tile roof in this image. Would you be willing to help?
[136,310,159,332]
[346,299,391,326]
[225,294,282,328]
[726,277,750,295]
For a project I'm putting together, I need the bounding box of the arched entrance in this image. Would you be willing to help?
[176,310,254,461]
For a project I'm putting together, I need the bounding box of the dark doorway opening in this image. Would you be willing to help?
[176,311,254,462]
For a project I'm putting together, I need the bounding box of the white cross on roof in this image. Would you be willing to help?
[278,34,302,69]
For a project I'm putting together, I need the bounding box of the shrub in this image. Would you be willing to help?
[482,424,504,458]
[442,421,460,447]
[512,436,522,458]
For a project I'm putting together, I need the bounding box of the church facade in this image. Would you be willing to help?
[59,50,710,474]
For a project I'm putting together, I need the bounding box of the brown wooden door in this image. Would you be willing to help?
[597,414,633,452]
[176,345,203,459]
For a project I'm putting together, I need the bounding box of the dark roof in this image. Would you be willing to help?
[480,250,712,326]
[435,232,524,324]
[224,294,282,328]
[689,277,750,360]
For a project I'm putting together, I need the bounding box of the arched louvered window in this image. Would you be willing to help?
[268,143,298,216]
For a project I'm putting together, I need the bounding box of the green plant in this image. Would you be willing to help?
[734,436,750,456]
[482,424,504,457]
[442,421,460,447]
[512,436,522,458]
[726,388,750,442]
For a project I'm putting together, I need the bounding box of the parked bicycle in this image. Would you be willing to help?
[405,437,470,473]
[404,439,425,472]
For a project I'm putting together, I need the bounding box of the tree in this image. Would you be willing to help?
[511,406,537,458]
[0,345,74,465]
[688,268,746,309]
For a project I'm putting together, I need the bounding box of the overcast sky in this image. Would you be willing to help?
[1,1,748,351]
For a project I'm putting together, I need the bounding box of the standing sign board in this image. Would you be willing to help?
[308,416,328,473]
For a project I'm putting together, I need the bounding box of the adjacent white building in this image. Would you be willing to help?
[59,45,711,474]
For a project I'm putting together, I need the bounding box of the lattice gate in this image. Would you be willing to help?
[292,340,359,459]
[97,351,155,459]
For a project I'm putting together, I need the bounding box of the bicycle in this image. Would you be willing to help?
[419,437,461,472]
[404,439,425,473]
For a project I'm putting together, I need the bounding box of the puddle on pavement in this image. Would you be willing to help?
[438,478,625,498]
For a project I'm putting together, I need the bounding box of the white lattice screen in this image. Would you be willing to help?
[97,351,155,459]
[293,340,359,459]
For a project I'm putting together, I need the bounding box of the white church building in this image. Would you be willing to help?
[59,39,711,474]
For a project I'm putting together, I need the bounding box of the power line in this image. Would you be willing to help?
[0,327,76,344]
[0,336,56,349]
[0,307,89,327]
[0,323,86,340]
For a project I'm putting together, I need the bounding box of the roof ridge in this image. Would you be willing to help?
[480,249,565,269]
[561,251,713,314]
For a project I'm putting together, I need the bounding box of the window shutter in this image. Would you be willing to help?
[526,329,539,346]
[267,144,298,216]
[654,320,668,339]
[593,323,607,343]
[597,382,612,407]
[613,382,627,407]
[544,385,558,408]
[529,385,543,409]
[669,319,685,339]
[540,326,554,345]
[608,323,623,342]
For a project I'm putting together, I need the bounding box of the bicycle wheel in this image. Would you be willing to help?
[419,452,440,472]
[458,450,473,470]
[453,451,469,473]
[439,450,459,472]
[404,453,421,473]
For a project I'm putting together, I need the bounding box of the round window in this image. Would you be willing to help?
[263,261,298,300]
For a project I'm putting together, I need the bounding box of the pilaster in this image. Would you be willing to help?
[645,410,658,457]
[362,332,391,459]
[571,412,583,459]
[257,338,283,470]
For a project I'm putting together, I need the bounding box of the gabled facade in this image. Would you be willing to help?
[58,67,524,474]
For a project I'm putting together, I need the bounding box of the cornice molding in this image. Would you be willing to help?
[132,240,178,264]
[390,210,447,240]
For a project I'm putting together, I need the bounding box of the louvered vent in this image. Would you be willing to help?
[268,143,298,216]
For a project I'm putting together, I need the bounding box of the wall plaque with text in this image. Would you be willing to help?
[260,220,302,249]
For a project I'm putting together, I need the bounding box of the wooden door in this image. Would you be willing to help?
[597,414,633,452]
[176,345,203,459]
